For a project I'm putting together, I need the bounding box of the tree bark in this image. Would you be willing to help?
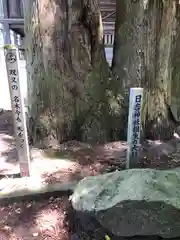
[112,0,180,140]
[24,0,110,146]
[171,2,180,125]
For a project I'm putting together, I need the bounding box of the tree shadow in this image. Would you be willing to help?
[40,136,180,184]
[43,141,127,170]
[1,165,180,240]
[0,135,18,172]
[0,111,20,178]
[0,110,14,135]
[0,145,18,163]
[41,145,126,185]
[69,200,180,240]
[0,185,180,240]
[0,190,72,239]
[139,137,180,169]
[0,110,17,163]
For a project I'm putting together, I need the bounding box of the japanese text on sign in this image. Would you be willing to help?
[6,53,25,149]
[131,95,142,158]
[4,45,30,177]
[126,88,143,169]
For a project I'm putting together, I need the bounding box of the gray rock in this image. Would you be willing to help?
[71,168,180,238]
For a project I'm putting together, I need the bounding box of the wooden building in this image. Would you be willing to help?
[0,0,24,46]
[101,0,115,46]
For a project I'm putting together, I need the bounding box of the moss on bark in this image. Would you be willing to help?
[112,0,180,140]
[24,0,111,145]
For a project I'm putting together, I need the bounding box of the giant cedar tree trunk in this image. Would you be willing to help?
[24,0,110,146]
[112,0,180,140]
[171,3,180,125]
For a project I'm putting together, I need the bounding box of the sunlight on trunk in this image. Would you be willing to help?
[24,0,110,145]
[112,0,180,140]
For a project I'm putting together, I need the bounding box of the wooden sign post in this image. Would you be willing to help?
[126,88,143,169]
[4,45,31,177]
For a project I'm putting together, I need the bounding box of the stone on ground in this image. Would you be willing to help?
[71,168,180,238]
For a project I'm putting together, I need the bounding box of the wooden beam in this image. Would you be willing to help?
[0,18,24,24]
[101,7,115,12]
[9,24,24,29]
[102,11,116,20]
[103,22,115,26]
[100,1,116,5]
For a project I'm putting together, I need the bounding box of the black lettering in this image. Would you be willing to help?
[132,144,137,150]
[14,96,19,102]
[135,95,142,103]
[133,118,140,126]
[133,139,138,145]
[9,69,17,76]
[12,85,18,90]
[15,110,20,115]
[134,102,141,111]
[133,125,140,133]
[11,77,17,83]
[6,53,17,63]
[16,116,21,122]
[20,139,24,148]
[18,132,23,138]
[17,126,23,132]
[134,111,140,118]
[14,103,20,109]
[133,132,139,140]
[132,144,137,154]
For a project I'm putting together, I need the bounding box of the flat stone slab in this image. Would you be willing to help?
[0,176,78,199]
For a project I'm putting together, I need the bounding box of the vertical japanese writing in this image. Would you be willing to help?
[131,94,142,158]
[126,88,143,169]
[6,51,25,149]
[4,46,30,177]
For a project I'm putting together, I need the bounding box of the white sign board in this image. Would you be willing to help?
[4,45,31,177]
[126,88,143,169]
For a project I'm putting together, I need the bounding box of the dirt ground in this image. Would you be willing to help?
[0,110,180,239]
